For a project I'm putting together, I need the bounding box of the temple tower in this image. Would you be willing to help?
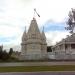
[20,18,47,60]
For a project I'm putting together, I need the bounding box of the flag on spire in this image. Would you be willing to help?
[34,8,40,17]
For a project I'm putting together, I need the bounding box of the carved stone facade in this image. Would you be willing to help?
[20,18,47,60]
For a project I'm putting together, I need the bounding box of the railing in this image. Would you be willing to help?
[20,52,75,60]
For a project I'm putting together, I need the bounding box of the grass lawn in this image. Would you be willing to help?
[0,65,75,72]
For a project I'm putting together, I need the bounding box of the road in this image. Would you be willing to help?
[0,72,75,75]
[0,61,75,67]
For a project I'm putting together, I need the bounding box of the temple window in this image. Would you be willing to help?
[71,44,75,49]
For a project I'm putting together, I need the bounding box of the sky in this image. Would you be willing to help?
[0,0,75,51]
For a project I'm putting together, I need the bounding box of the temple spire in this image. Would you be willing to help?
[42,26,46,41]
[22,26,27,41]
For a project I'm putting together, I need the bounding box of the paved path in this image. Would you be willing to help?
[0,61,75,67]
[0,72,75,75]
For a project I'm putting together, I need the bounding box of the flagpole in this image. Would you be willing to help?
[33,9,36,19]
[33,8,40,19]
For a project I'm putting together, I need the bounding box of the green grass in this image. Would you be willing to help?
[0,65,75,72]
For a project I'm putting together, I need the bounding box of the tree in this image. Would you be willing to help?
[2,50,9,60]
[9,48,13,56]
[65,8,75,34]
[0,46,3,59]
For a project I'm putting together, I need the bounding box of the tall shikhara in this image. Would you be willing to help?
[20,18,47,60]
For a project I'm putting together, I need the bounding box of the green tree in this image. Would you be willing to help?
[0,46,3,59]
[9,48,13,56]
[65,8,75,34]
[2,50,9,60]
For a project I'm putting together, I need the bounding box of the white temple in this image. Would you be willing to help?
[20,18,47,60]
[19,17,75,60]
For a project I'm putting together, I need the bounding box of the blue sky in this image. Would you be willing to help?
[0,0,75,51]
[43,22,65,32]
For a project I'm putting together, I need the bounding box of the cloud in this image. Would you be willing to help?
[44,19,70,45]
[0,0,75,51]
[45,31,70,46]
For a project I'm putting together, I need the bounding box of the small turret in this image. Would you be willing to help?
[22,27,27,42]
[41,26,46,42]
[42,32,46,40]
